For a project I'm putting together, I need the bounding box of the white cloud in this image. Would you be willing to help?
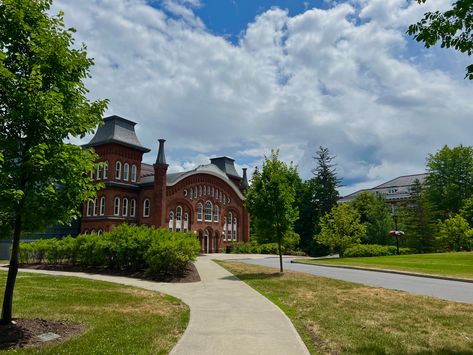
[53,0,473,195]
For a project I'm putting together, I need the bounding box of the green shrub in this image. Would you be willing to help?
[344,244,411,257]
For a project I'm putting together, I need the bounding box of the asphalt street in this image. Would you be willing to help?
[238,257,473,304]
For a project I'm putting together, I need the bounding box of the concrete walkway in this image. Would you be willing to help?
[12,255,309,355]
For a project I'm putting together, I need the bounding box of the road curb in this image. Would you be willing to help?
[291,260,473,284]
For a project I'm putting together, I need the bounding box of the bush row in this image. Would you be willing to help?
[228,241,306,256]
[343,244,412,258]
[19,224,200,276]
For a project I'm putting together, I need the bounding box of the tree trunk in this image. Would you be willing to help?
[0,212,22,325]
[278,239,283,272]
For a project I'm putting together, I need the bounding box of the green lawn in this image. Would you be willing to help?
[295,252,473,279]
[0,270,189,354]
[219,261,473,355]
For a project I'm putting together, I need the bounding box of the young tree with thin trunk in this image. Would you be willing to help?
[0,0,107,325]
[245,151,299,272]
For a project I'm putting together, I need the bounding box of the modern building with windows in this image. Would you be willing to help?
[81,115,250,253]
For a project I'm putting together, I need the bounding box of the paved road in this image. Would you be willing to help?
[236,256,473,304]
[13,256,309,355]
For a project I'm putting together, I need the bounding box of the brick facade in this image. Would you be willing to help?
[80,115,250,253]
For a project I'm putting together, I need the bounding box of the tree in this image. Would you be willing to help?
[460,195,473,226]
[0,0,107,324]
[398,179,436,252]
[437,214,473,251]
[408,0,473,80]
[295,146,340,256]
[316,204,367,257]
[351,192,393,245]
[425,145,473,219]
[246,150,299,272]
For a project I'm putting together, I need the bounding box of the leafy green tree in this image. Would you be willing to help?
[425,145,473,219]
[351,192,393,245]
[0,0,107,324]
[295,147,340,256]
[316,204,367,257]
[398,179,436,252]
[460,196,473,226]
[408,0,473,80]
[437,214,473,251]
[246,150,299,272]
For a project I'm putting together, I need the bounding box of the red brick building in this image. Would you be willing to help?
[80,115,250,253]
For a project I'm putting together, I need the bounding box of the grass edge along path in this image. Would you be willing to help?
[0,269,189,354]
[217,260,473,355]
[295,251,473,280]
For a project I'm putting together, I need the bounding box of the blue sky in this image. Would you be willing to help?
[56,0,472,194]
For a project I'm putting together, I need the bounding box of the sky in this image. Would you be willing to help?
[53,0,473,195]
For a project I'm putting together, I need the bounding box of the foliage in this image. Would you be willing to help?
[316,204,367,257]
[0,0,107,323]
[425,145,473,218]
[408,0,473,79]
[437,214,473,251]
[343,244,412,258]
[460,195,473,226]
[398,179,437,252]
[19,225,200,276]
[229,238,305,255]
[351,192,393,245]
[295,146,340,256]
[245,150,299,271]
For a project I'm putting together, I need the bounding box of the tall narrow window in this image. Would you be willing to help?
[199,186,202,196]
[223,217,227,241]
[233,218,237,241]
[143,199,150,217]
[96,165,102,180]
[211,187,214,197]
[100,196,105,216]
[207,186,211,195]
[169,211,174,231]
[97,229,103,235]
[122,198,128,216]
[123,163,129,181]
[176,206,182,232]
[103,161,108,179]
[194,188,197,198]
[227,212,232,240]
[114,197,120,216]
[204,201,212,222]
[130,199,136,217]
[203,185,206,196]
[87,201,93,216]
[93,198,99,216]
[197,203,203,221]
[190,187,193,199]
[223,194,226,205]
[213,205,219,222]
[184,213,189,233]
[131,164,137,182]
[115,161,122,180]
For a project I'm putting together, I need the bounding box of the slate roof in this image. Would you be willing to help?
[84,115,150,152]
[210,157,240,179]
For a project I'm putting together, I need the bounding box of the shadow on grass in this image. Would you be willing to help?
[221,272,284,282]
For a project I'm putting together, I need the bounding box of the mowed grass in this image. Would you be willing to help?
[0,270,189,354]
[219,261,473,355]
[295,252,473,279]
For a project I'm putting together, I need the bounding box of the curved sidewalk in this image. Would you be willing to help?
[14,256,309,355]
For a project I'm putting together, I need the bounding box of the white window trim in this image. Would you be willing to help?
[130,199,136,217]
[131,164,137,182]
[122,198,129,216]
[100,196,105,216]
[197,203,203,221]
[115,161,122,180]
[103,161,108,179]
[123,163,130,181]
[204,201,212,222]
[114,197,120,216]
[143,199,150,217]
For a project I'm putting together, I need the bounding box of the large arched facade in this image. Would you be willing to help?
[80,115,250,252]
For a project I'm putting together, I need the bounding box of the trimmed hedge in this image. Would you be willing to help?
[343,244,412,258]
[229,241,306,256]
[19,224,200,276]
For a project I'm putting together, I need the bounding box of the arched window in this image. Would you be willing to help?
[223,194,226,205]
[176,206,182,232]
[197,203,203,221]
[123,163,129,181]
[207,186,211,195]
[100,196,105,216]
[233,217,237,241]
[103,161,108,179]
[169,211,174,231]
[203,185,206,196]
[96,165,102,180]
[131,164,137,182]
[204,201,212,222]
[189,187,193,199]
[223,217,227,241]
[86,201,93,216]
[93,198,99,216]
[184,213,189,233]
[143,199,150,217]
[194,188,197,198]
[97,229,103,235]
[122,198,128,216]
[91,229,96,234]
[213,205,219,222]
[199,186,202,196]
[227,212,232,240]
[114,197,120,216]
[130,199,136,217]
[211,187,214,197]
[115,161,121,180]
